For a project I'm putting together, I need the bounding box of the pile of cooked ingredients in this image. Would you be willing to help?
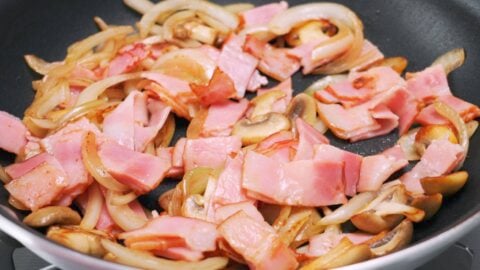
[0,0,478,269]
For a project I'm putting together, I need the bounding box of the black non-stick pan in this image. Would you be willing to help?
[0,0,479,269]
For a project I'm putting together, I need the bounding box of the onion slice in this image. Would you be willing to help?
[80,183,103,230]
[101,239,229,270]
[123,0,154,14]
[319,191,377,226]
[24,55,63,75]
[434,102,469,170]
[66,26,134,63]
[138,0,239,38]
[81,131,130,192]
[431,48,465,75]
[397,127,421,161]
[105,190,148,231]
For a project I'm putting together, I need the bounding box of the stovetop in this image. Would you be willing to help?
[1,227,478,270]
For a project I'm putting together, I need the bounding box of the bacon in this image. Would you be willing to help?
[0,111,27,154]
[294,118,329,160]
[98,141,169,194]
[383,88,419,135]
[191,68,237,106]
[244,36,300,81]
[326,67,405,107]
[103,91,171,152]
[214,201,263,224]
[314,144,362,197]
[350,40,385,71]
[183,136,242,171]
[415,95,480,125]
[5,152,54,179]
[357,145,408,192]
[212,153,252,206]
[107,43,150,77]
[240,1,288,28]
[41,118,99,205]
[406,65,451,103]
[119,215,219,261]
[5,161,67,211]
[243,151,346,206]
[201,99,249,137]
[218,211,298,270]
[217,35,259,98]
[401,139,464,194]
[247,70,269,92]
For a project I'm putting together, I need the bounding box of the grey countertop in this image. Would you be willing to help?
[1,227,479,270]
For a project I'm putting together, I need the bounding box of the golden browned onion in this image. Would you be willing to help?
[48,226,114,257]
[138,0,239,38]
[432,48,465,75]
[81,131,130,192]
[101,239,229,270]
[270,3,364,74]
[105,190,148,231]
[79,183,103,230]
[24,55,63,75]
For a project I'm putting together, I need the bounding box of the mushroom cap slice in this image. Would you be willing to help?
[414,125,458,156]
[232,113,291,145]
[420,171,468,196]
[351,211,404,234]
[23,206,81,228]
[410,193,443,220]
[286,93,317,126]
[369,219,413,257]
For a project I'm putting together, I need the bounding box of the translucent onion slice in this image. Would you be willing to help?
[105,191,147,231]
[110,191,138,206]
[75,72,142,106]
[467,120,479,138]
[101,239,229,270]
[434,102,469,170]
[24,55,63,75]
[81,131,130,192]
[80,183,103,230]
[319,191,376,226]
[66,26,134,63]
[56,98,112,128]
[138,0,239,38]
[431,48,465,75]
[0,165,11,184]
[162,10,196,41]
[26,80,70,118]
[154,113,176,148]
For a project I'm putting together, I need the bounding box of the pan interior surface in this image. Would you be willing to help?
[0,0,479,267]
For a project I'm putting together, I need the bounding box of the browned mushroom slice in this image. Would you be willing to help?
[410,193,443,220]
[250,90,286,119]
[158,188,175,210]
[47,225,114,257]
[277,208,313,246]
[420,171,469,196]
[351,211,404,235]
[369,219,413,257]
[286,93,317,126]
[23,206,81,228]
[300,237,372,270]
[232,113,291,145]
[414,125,458,156]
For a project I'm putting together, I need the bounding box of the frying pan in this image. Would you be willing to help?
[0,0,479,269]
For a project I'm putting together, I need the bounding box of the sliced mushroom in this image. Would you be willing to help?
[24,206,81,228]
[431,48,465,75]
[158,189,175,210]
[369,219,413,257]
[414,125,458,156]
[351,184,424,233]
[154,113,176,148]
[420,171,468,196]
[286,93,317,125]
[410,193,443,220]
[300,237,372,270]
[250,90,286,119]
[291,209,325,248]
[182,194,207,219]
[232,113,291,145]
[47,225,114,257]
[351,211,404,234]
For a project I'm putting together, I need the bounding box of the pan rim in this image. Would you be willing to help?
[1,206,480,269]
